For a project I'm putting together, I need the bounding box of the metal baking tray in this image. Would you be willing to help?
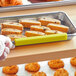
[0,58,75,76]
[0,12,76,46]
[0,0,76,12]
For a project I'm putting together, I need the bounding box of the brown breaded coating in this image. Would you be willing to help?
[6,74,17,76]
[25,62,40,72]
[39,17,61,26]
[47,23,69,33]
[45,30,64,35]
[25,31,45,37]
[32,72,46,76]
[2,22,23,30]
[48,59,64,69]
[46,0,62,1]
[3,65,18,74]
[0,0,23,7]
[54,68,69,76]
[1,28,22,35]
[19,19,41,28]
[56,31,64,34]
[7,34,26,41]
[31,26,50,33]
[45,30,57,35]
[70,57,76,67]
[75,72,76,76]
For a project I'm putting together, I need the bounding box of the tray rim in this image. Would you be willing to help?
[0,0,76,12]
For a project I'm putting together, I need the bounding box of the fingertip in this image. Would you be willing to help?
[0,52,7,61]
[11,44,15,49]
[4,47,10,54]
[4,52,7,59]
[4,36,14,49]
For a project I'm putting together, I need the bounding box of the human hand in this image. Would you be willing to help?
[0,35,14,60]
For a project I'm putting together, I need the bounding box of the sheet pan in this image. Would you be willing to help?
[0,12,76,46]
[0,0,76,12]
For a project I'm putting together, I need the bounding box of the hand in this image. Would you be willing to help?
[0,35,14,61]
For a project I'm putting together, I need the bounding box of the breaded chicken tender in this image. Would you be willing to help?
[3,65,18,74]
[75,72,76,76]
[0,0,23,7]
[32,72,46,76]
[54,68,69,76]
[25,62,40,72]
[48,59,64,69]
[70,57,76,67]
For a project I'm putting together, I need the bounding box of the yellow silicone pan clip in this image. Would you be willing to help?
[14,33,68,46]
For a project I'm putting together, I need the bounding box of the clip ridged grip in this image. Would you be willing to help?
[15,33,67,46]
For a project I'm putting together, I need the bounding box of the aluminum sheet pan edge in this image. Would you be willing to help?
[0,0,76,12]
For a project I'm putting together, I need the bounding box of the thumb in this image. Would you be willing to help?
[0,51,7,61]
[5,37,15,49]
[4,47,10,54]
[0,47,10,61]
[0,40,5,57]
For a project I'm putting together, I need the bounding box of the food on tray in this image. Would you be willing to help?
[1,28,22,35]
[45,30,57,35]
[70,57,76,67]
[5,74,17,76]
[32,72,46,76]
[25,31,45,37]
[0,0,23,7]
[25,62,40,72]
[0,15,70,42]
[2,22,23,30]
[47,23,69,33]
[56,31,64,34]
[7,34,26,41]
[54,68,69,76]
[75,72,76,76]
[45,30,64,35]
[30,25,50,32]
[3,65,18,74]
[48,59,64,69]
[39,17,61,26]
[45,0,62,2]
[19,19,41,28]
